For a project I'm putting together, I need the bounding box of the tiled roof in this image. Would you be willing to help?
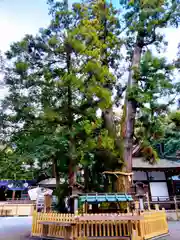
[38,178,84,189]
[133,157,180,169]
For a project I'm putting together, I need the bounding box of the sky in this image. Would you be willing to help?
[0,0,50,51]
[0,0,179,100]
[0,0,50,99]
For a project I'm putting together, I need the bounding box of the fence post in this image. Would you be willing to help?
[174,196,179,220]
[138,220,145,239]
[31,211,37,236]
[127,202,130,213]
[44,194,52,213]
[135,201,139,213]
[146,192,151,210]
[162,208,169,232]
[155,204,159,211]
[15,204,18,216]
[132,229,141,240]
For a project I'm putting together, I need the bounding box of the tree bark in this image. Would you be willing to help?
[101,2,117,142]
[66,40,75,195]
[104,175,109,192]
[52,157,60,187]
[84,166,89,192]
[102,42,143,193]
[102,108,117,138]
[124,43,142,173]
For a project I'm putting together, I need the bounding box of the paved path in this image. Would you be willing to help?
[0,217,32,240]
[165,222,180,240]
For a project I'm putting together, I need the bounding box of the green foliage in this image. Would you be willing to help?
[153,111,180,158]
[0,146,33,179]
[169,111,180,127]
[15,61,29,75]
[133,50,178,162]
[0,0,123,190]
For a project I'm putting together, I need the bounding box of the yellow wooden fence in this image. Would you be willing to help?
[31,210,168,240]
[141,210,168,239]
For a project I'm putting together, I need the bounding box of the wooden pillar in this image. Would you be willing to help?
[146,192,151,210]
[83,202,88,213]
[171,177,176,196]
[146,171,151,199]
[12,190,16,200]
[74,196,78,214]
[165,171,172,197]
[135,201,139,212]
[44,194,52,213]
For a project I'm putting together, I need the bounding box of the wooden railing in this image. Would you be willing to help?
[147,195,180,203]
[131,194,180,211]
[5,199,35,204]
[31,210,168,240]
[0,203,36,216]
[132,195,180,204]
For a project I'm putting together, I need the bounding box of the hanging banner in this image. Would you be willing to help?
[0,180,36,190]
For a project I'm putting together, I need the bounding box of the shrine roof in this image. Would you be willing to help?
[79,193,133,203]
[133,157,180,169]
[38,178,84,189]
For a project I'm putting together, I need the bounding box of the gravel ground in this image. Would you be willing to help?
[0,217,179,240]
[0,216,32,240]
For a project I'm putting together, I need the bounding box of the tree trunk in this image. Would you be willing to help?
[99,2,143,193]
[104,175,109,192]
[124,44,142,174]
[66,33,76,201]
[67,57,75,191]
[102,108,117,138]
[101,2,117,143]
[52,157,60,188]
[84,166,89,192]
[68,159,75,187]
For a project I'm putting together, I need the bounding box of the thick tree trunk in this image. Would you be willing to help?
[102,108,117,138]
[66,42,76,205]
[63,0,75,193]
[52,157,60,187]
[68,154,75,188]
[104,175,109,192]
[100,2,143,193]
[84,166,89,192]
[67,77,76,191]
[102,44,143,192]
[101,2,118,145]
[124,44,142,174]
